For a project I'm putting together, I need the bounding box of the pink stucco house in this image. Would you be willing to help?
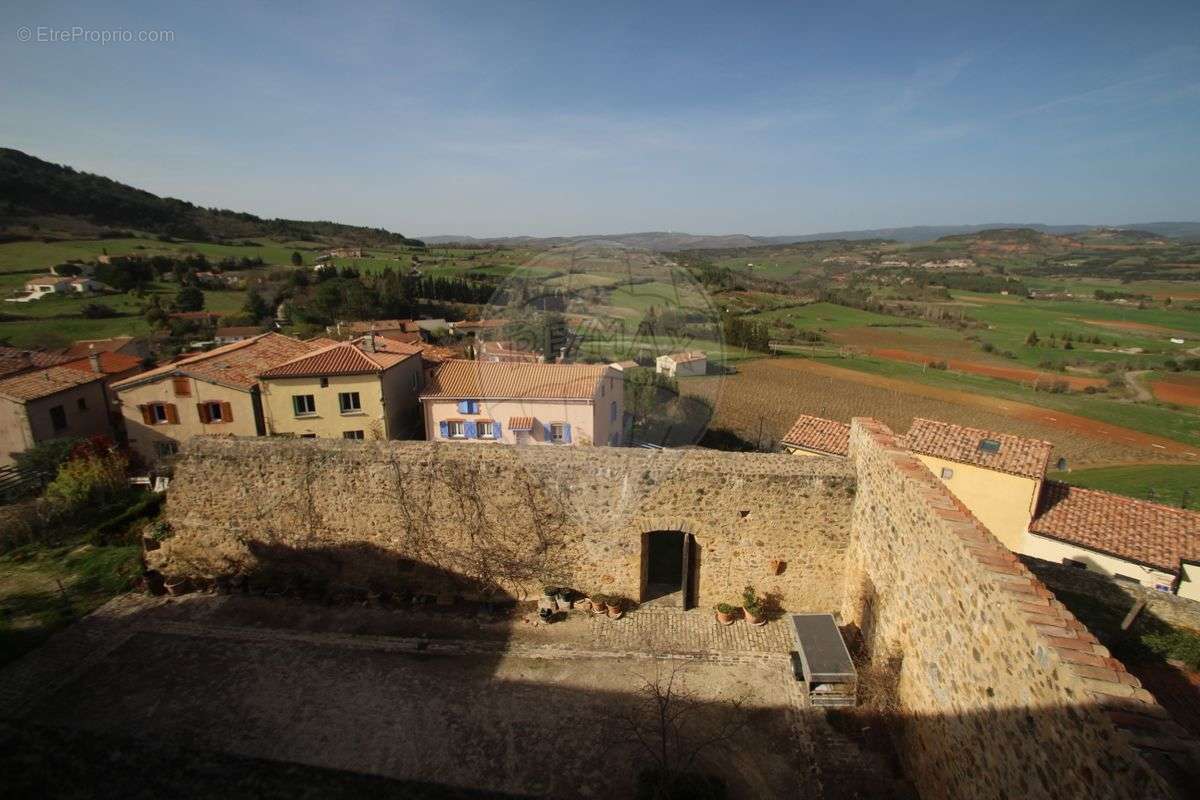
[420,360,624,446]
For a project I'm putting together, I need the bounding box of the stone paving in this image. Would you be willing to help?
[0,593,908,799]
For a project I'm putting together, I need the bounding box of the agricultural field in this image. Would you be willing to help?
[683,356,1195,468]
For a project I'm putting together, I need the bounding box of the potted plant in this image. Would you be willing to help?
[606,596,625,620]
[590,594,609,615]
[742,586,767,626]
[715,602,737,626]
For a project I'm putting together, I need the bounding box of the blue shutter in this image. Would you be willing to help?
[493,421,502,439]
[562,423,572,443]
[464,421,477,438]
[469,400,480,414]
[439,420,449,438]
[457,400,469,414]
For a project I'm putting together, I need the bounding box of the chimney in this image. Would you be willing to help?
[363,332,376,353]
[88,345,101,374]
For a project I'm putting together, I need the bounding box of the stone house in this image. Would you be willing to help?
[0,366,112,466]
[655,350,707,378]
[421,360,623,447]
[112,333,324,464]
[259,335,425,441]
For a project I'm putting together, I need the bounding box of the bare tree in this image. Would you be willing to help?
[617,661,753,799]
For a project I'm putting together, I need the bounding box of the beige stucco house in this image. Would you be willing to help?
[1024,481,1200,597]
[656,351,707,378]
[112,333,322,464]
[0,366,112,465]
[421,360,623,447]
[259,335,425,441]
[904,418,1052,552]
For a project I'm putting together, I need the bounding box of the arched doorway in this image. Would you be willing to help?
[641,530,697,609]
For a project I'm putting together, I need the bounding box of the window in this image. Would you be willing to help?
[151,404,169,423]
[172,376,191,397]
[300,433,317,439]
[550,422,567,443]
[338,392,362,413]
[448,420,465,438]
[205,401,223,422]
[77,397,88,411]
[343,430,365,440]
[293,394,316,416]
[411,372,420,391]
[610,401,617,422]
[155,441,179,457]
[49,405,67,432]
[320,377,329,388]
[456,399,480,415]
[940,467,954,479]
[978,438,1001,454]
[478,421,494,438]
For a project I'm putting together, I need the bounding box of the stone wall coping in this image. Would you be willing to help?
[849,417,1200,775]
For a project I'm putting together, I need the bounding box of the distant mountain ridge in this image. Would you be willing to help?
[426,222,1200,250]
[0,148,423,247]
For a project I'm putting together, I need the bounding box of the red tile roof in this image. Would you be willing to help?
[781,414,850,456]
[904,417,1053,480]
[1030,481,1200,574]
[508,416,534,431]
[258,338,415,379]
[0,365,105,402]
[61,351,144,377]
[0,347,72,378]
[421,360,608,401]
[62,336,138,358]
[113,333,320,392]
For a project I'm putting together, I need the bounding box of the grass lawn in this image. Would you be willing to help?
[0,538,141,668]
[1047,464,1200,509]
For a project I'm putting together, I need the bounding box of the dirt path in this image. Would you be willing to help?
[1124,370,1154,402]
[787,358,1200,459]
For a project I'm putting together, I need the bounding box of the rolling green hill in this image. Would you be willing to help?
[0,148,423,248]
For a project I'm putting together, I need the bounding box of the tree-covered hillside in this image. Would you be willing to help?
[0,148,422,247]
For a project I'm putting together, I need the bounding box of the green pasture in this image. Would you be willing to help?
[1048,464,1200,510]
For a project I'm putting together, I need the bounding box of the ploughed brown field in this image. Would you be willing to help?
[1151,373,1200,409]
[686,357,1195,468]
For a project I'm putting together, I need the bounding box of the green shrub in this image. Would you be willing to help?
[44,447,128,515]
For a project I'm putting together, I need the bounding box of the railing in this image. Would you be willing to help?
[0,464,43,503]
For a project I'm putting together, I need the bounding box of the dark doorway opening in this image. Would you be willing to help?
[642,531,696,608]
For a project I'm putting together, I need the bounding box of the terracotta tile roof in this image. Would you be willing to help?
[113,333,320,392]
[0,347,72,378]
[341,319,422,334]
[259,338,415,379]
[1030,481,1200,574]
[0,365,104,402]
[421,360,607,401]
[904,417,1053,480]
[62,336,137,358]
[61,351,144,377]
[508,416,535,431]
[781,414,850,456]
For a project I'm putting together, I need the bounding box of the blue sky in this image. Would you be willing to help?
[2,1,1198,237]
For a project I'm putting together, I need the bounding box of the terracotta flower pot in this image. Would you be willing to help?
[607,605,624,620]
[590,600,608,615]
[715,609,736,626]
[745,609,767,626]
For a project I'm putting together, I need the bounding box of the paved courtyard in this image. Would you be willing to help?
[0,594,906,799]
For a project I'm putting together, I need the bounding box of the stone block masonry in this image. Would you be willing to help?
[842,417,1199,800]
[158,437,855,612]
